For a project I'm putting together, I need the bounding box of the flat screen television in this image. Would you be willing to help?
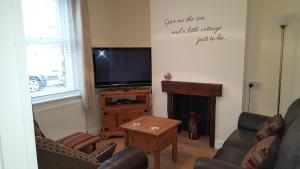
[92,47,152,88]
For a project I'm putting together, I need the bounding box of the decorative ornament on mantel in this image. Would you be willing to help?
[164,73,172,80]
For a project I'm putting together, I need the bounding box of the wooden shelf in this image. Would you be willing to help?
[99,87,151,139]
[100,88,150,97]
[105,103,147,111]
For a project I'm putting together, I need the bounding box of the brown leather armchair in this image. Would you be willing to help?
[34,120,148,169]
[36,136,148,169]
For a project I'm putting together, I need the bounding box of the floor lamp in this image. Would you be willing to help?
[273,13,296,115]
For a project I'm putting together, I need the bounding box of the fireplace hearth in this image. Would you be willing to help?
[162,80,222,147]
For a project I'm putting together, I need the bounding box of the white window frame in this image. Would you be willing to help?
[23,0,79,102]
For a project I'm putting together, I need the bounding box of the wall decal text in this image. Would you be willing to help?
[163,15,227,45]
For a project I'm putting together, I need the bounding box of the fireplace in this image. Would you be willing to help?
[173,94,210,136]
[162,81,222,148]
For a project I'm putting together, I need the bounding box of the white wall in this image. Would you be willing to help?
[0,142,3,169]
[33,97,86,140]
[244,0,300,116]
[88,0,151,47]
[150,0,247,147]
[0,0,38,168]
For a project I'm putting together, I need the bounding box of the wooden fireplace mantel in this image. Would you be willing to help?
[161,80,222,148]
[161,80,222,96]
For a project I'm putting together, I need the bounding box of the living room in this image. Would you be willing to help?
[1,0,300,169]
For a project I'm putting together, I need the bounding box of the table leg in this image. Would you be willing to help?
[124,130,129,146]
[153,152,160,169]
[172,137,178,162]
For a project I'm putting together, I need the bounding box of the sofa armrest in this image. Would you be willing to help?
[194,157,244,169]
[98,146,148,169]
[238,112,270,132]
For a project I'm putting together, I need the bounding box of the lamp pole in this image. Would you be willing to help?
[276,25,287,115]
[273,13,296,115]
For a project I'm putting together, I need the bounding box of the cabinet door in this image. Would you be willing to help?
[116,111,130,125]
[102,112,118,131]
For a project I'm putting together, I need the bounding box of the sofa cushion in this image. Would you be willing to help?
[194,157,245,169]
[214,147,249,165]
[223,129,256,150]
[241,136,277,169]
[57,132,100,150]
[258,136,281,169]
[90,143,117,162]
[275,117,300,169]
[255,115,283,143]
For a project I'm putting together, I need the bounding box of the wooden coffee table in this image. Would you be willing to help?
[120,115,182,169]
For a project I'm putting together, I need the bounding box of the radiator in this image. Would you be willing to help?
[33,97,86,140]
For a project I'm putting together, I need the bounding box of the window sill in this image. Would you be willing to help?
[31,91,81,105]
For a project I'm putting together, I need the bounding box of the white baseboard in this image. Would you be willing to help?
[215,139,225,149]
[87,126,101,135]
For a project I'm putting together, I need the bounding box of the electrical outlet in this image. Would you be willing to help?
[248,80,261,89]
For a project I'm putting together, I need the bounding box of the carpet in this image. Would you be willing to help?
[97,132,217,169]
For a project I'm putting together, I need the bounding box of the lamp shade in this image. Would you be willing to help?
[273,13,297,26]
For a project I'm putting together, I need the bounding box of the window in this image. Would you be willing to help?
[22,0,79,101]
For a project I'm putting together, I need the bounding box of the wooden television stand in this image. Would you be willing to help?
[99,87,151,139]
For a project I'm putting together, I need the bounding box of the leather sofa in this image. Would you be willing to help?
[194,98,300,169]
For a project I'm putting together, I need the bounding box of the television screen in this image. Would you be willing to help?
[93,48,152,88]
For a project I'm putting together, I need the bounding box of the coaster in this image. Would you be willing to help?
[132,122,141,127]
[150,126,160,132]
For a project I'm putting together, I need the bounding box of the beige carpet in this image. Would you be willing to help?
[97,132,217,169]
